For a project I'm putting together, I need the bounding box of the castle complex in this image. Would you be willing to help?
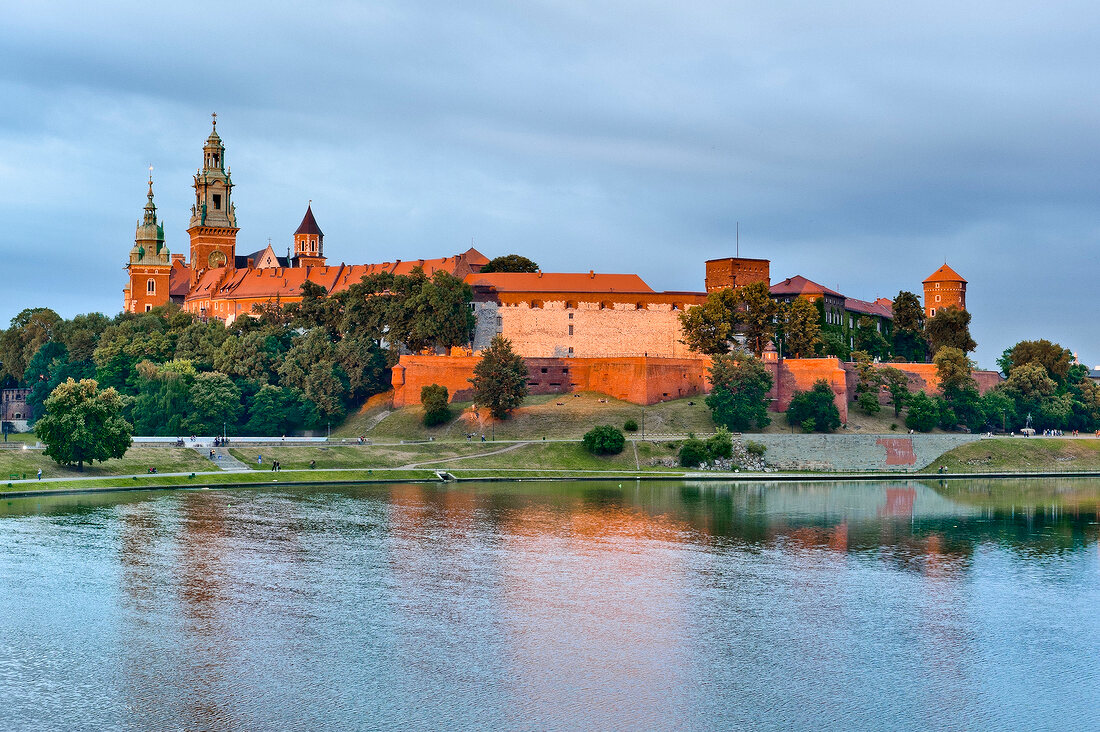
[124,118,993,417]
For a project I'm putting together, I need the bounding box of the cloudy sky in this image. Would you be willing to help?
[2,1,1097,368]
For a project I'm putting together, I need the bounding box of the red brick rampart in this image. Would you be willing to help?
[392,355,710,407]
[391,355,1001,420]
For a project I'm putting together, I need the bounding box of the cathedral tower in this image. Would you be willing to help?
[293,203,326,267]
[188,113,239,286]
[124,172,173,313]
[922,263,966,319]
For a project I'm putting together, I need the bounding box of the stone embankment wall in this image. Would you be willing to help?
[746,433,981,472]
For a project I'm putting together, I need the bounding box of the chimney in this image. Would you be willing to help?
[589,270,594,278]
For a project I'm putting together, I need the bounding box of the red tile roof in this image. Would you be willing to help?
[845,297,893,318]
[465,271,655,294]
[183,248,490,304]
[169,259,191,298]
[769,275,844,299]
[923,263,966,283]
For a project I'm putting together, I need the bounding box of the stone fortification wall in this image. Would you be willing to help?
[473,298,698,358]
[745,433,981,472]
[392,355,710,407]
[840,362,1002,408]
[768,358,849,423]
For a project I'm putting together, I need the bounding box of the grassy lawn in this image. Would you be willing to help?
[358,392,716,441]
[421,440,686,473]
[228,443,500,470]
[920,438,1100,473]
[0,447,216,481]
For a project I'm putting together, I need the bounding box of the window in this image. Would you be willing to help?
[568,346,574,354]
[213,194,222,210]
[935,295,940,302]
[146,279,156,294]
[568,313,573,320]
[145,305,152,312]
[568,325,574,336]
[930,308,936,317]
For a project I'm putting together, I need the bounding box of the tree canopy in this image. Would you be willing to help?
[705,352,773,431]
[470,336,528,419]
[34,378,132,470]
[479,254,539,273]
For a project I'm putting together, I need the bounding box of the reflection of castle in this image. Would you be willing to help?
[122,117,986,410]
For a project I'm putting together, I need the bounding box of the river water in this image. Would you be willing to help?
[0,478,1097,731]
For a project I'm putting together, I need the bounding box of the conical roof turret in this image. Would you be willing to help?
[294,204,323,237]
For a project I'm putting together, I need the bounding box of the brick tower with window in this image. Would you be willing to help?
[123,172,173,313]
[292,203,326,267]
[922,263,966,319]
[188,113,239,286]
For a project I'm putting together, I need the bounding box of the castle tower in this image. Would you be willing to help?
[123,172,173,313]
[922,263,966,319]
[704,257,770,292]
[188,113,239,286]
[292,203,325,267]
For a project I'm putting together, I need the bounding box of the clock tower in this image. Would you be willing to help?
[188,113,239,286]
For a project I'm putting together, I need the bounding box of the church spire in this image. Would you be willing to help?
[142,166,157,226]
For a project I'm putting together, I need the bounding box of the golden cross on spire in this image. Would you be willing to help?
[211,111,217,129]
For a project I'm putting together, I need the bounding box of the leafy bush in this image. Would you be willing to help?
[786,379,841,433]
[905,391,939,432]
[678,438,708,467]
[582,425,625,455]
[421,384,452,427]
[623,418,639,432]
[856,390,881,416]
[744,440,766,456]
[705,427,733,459]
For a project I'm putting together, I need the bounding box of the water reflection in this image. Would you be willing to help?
[0,479,1096,730]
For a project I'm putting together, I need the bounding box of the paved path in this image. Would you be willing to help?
[192,447,250,472]
[399,442,528,469]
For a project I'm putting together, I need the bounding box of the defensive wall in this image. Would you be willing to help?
[743,433,982,472]
[473,294,705,358]
[392,355,710,407]
[391,355,1003,421]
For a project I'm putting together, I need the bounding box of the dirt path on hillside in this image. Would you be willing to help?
[399,442,527,469]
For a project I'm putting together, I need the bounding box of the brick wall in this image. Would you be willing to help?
[478,299,700,358]
[392,355,709,407]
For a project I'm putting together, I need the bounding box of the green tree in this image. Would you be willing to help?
[925,306,976,356]
[854,316,890,361]
[479,254,539,273]
[1003,340,1073,383]
[933,347,976,395]
[737,281,779,356]
[470,336,528,419]
[678,288,738,355]
[782,296,822,357]
[185,372,242,435]
[421,384,452,427]
[132,359,196,436]
[278,329,348,421]
[891,291,926,362]
[582,425,625,455]
[979,389,1018,432]
[705,352,773,431]
[879,366,910,417]
[244,384,309,436]
[785,379,841,433]
[904,391,939,432]
[34,378,132,471]
[0,308,63,383]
